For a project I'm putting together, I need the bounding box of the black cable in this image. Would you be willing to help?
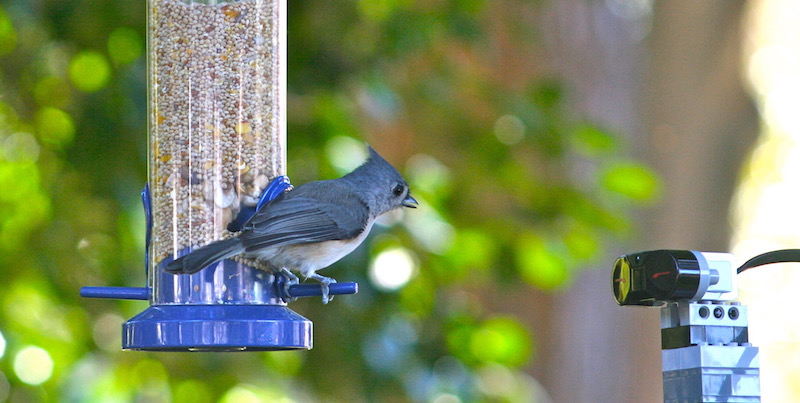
[736,249,800,274]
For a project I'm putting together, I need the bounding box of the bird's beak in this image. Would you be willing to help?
[402,194,418,208]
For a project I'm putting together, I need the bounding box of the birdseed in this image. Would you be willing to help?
[148,0,283,266]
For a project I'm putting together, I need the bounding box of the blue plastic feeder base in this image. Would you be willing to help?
[123,305,313,351]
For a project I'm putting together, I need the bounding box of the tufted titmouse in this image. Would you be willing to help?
[165,145,418,302]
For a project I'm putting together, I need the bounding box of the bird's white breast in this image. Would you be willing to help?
[247,220,375,278]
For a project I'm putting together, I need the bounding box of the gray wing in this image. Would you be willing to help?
[240,193,369,251]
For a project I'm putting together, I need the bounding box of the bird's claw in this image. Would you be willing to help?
[276,267,300,303]
[308,273,337,304]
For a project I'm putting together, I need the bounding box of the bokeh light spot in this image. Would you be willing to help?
[107,27,143,65]
[407,153,452,194]
[3,132,40,163]
[13,346,54,385]
[92,312,124,352]
[325,136,367,174]
[69,51,111,92]
[494,114,526,145]
[0,330,6,359]
[404,198,455,254]
[516,234,570,289]
[446,229,494,272]
[221,384,293,403]
[370,247,417,292]
[476,364,517,398]
[469,317,532,367]
[432,393,462,403]
[35,107,75,148]
[221,385,262,403]
[174,380,213,403]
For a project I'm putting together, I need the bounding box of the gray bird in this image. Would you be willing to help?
[165,145,418,303]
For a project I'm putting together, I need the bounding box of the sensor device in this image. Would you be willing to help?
[612,250,737,306]
[607,248,800,402]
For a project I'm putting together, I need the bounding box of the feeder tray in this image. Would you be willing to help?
[81,179,358,351]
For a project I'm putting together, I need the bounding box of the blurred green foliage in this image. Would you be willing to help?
[0,0,657,401]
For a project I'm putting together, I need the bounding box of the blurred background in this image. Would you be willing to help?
[0,0,798,401]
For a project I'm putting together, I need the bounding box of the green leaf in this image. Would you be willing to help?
[563,223,600,261]
[601,161,660,202]
[515,233,571,289]
[469,316,533,367]
[572,124,618,156]
[357,0,411,22]
[446,229,495,270]
[0,7,17,55]
[530,79,562,109]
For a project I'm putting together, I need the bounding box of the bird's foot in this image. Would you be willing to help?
[280,267,300,285]
[307,273,337,304]
[276,267,300,303]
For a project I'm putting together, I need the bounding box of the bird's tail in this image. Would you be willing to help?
[164,237,245,274]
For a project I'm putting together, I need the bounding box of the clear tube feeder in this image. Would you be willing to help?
[81,0,357,351]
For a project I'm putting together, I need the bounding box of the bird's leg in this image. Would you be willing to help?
[306,273,337,304]
[267,264,299,303]
[278,267,300,301]
[279,267,300,285]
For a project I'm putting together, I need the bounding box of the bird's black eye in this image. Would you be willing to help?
[392,184,405,197]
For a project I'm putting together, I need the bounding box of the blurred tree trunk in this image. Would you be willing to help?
[639,0,759,252]
[508,1,759,402]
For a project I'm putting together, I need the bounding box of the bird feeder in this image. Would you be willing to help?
[81,0,357,351]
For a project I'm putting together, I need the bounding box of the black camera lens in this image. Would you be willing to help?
[612,256,632,305]
[612,250,704,306]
